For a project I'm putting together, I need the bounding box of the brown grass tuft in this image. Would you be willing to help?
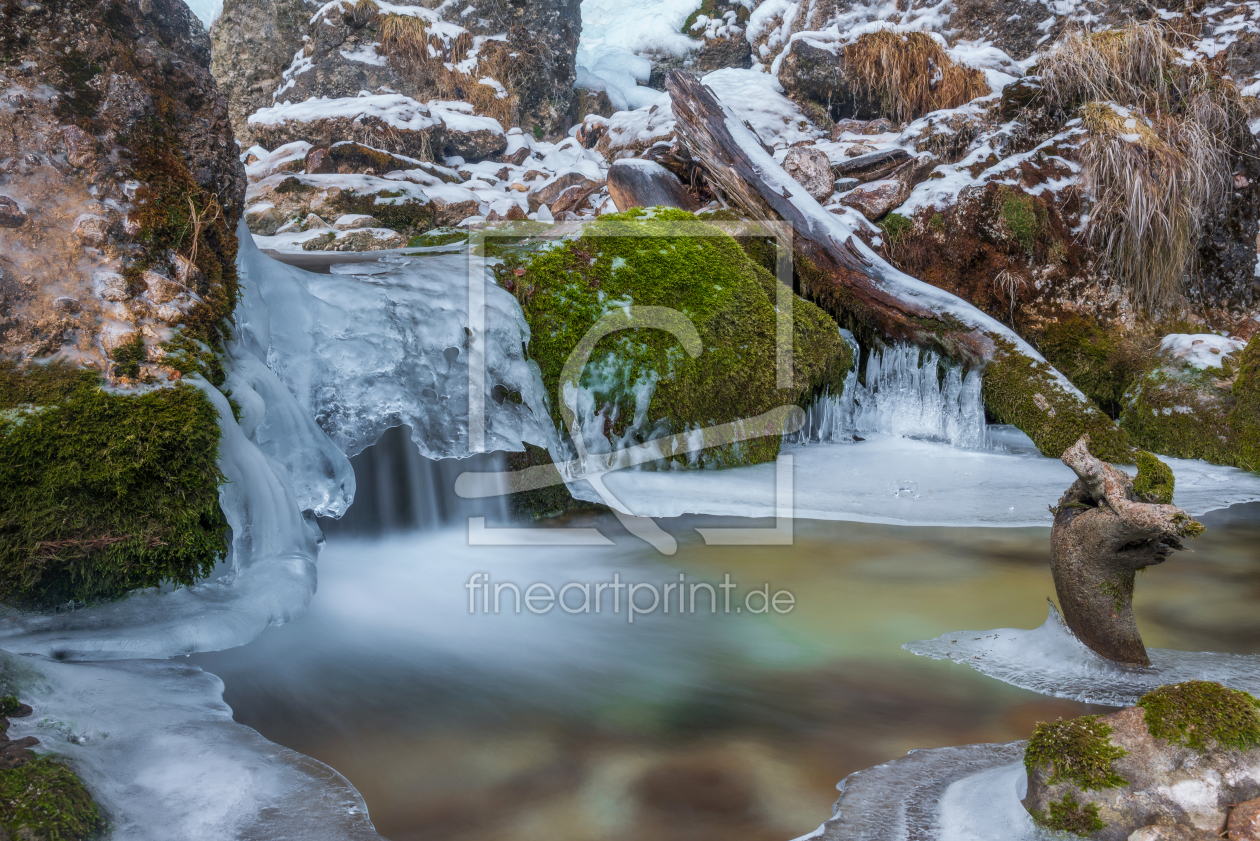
[378,14,517,127]
[841,30,990,123]
[1039,24,1246,313]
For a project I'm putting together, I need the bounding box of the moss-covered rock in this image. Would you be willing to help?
[1132,451,1174,504]
[1119,336,1257,472]
[500,208,852,468]
[982,336,1134,463]
[0,362,226,607]
[0,756,103,841]
[1023,683,1260,839]
[1036,316,1155,419]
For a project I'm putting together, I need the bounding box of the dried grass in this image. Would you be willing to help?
[378,14,517,127]
[841,30,990,123]
[1039,24,1246,312]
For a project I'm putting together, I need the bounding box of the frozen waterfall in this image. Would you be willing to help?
[793,337,988,450]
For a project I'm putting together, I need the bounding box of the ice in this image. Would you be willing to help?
[235,222,551,458]
[795,340,987,448]
[3,651,381,840]
[567,432,1260,527]
[905,603,1260,706]
[794,740,1053,841]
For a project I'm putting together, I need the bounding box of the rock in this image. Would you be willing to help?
[303,213,331,230]
[1023,682,1260,840]
[529,171,600,212]
[300,230,406,251]
[782,146,834,202]
[249,98,445,162]
[1129,825,1218,841]
[245,204,287,236]
[92,271,129,303]
[830,118,896,138]
[778,38,881,124]
[0,196,27,228]
[431,197,480,227]
[1230,797,1260,841]
[332,214,381,231]
[72,214,110,247]
[551,184,597,214]
[838,178,908,220]
[304,147,334,175]
[209,0,307,144]
[142,271,185,304]
[606,160,698,212]
[60,125,97,169]
[694,34,753,72]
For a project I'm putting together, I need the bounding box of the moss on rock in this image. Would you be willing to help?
[982,335,1134,462]
[332,189,436,236]
[1029,792,1106,834]
[1025,715,1129,791]
[504,209,852,468]
[1036,316,1154,418]
[1133,451,1174,504]
[1138,681,1260,753]
[0,756,103,841]
[0,362,227,607]
[1119,337,1257,473]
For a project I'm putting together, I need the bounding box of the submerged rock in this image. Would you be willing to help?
[1023,681,1260,840]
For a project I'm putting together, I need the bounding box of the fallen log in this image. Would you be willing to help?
[665,69,1132,461]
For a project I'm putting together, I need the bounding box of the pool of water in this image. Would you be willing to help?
[189,501,1260,841]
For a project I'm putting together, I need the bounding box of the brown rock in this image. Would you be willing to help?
[305,147,334,174]
[838,178,908,220]
[61,125,97,169]
[782,146,833,202]
[1229,797,1260,840]
[72,214,111,247]
[830,118,897,138]
[529,172,600,212]
[505,146,531,166]
[0,196,27,228]
[432,198,480,227]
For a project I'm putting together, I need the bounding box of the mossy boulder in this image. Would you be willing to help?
[1023,681,1260,839]
[498,208,852,468]
[1036,316,1155,419]
[0,362,227,607]
[1119,335,1258,473]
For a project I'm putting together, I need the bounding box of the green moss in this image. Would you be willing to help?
[504,444,609,520]
[332,190,436,236]
[681,0,746,33]
[879,212,913,251]
[0,694,18,716]
[274,176,316,196]
[1133,450,1174,504]
[0,367,227,607]
[1229,334,1260,473]
[506,208,851,468]
[1029,792,1106,834]
[1098,578,1132,613]
[1036,316,1153,418]
[0,756,103,841]
[1026,715,1128,790]
[1120,358,1248,471]
[407,228,467,248]
[998,186,1041,255]
[1138,681,1260,753]
[982,335,1134,462]
[929,212,946,232]
[159,332,226,387]
[110,333,147,380]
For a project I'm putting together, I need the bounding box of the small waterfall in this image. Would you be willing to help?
[321,425,510,535]
[794,338,988,449]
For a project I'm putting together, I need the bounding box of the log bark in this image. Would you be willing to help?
[664,69,1132,461]
[831,148,912,182]
[1050,436,1203,667]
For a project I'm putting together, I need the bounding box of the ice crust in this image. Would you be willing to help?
[794,740,1054,841]
[905,604,1260,706]
[4,652,381,841]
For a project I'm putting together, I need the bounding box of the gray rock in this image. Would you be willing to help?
[782,146,833,202]
[210,0,307,144]
[0,196,27,228]
[606,159,696,212]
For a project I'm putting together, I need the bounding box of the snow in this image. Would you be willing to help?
[5,652,381,841]
[703,68,823,148]
[245,141,312,180]
[249,94,440,133]
[905,603,1260,706]
[1160,333,1248,369]
[429,99,505,135]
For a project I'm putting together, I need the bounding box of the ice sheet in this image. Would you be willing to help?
[905,603,1260,706]
[3,652,382,841]
[574,433,1260,527]
[794,740,1051,841]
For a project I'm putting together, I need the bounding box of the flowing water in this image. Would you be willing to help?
[191,433,1260,841]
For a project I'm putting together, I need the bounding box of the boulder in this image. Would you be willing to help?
[0,196,27,228]
[249,95,444,162]
[1023,682,1260,840]
[529,171,601,212]
[607,160,698,212]
[209,0,308,144]
[782,146,834,202]
[1230,797,1260,841]
[838,178,908,220]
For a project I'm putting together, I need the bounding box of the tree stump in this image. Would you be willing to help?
[1051,435,1205,667]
